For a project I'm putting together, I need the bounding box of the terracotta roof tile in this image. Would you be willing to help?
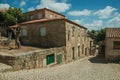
[20,18,87,29]
[9,24,19,28]
[9,18,87,29]
[0,9,7,12]
[106,28,120,38]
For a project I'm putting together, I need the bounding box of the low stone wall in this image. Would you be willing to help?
[0,47,65,70]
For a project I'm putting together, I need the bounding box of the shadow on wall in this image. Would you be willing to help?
[88,55,107,64]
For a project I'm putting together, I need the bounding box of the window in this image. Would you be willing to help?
[29,14,34,20]
[71,26,75,37]
[38,13,42,19]
[49,14,54,18]
[68,30,70,41]
[113,41,120,49]
[84,36,86,41]
[21,28,27,36]
[78,28,80,37]
[40,27,46,36]
[55,15,57,18]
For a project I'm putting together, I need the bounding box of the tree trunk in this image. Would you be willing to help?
[11,27,21,49]
[15,35,21,49]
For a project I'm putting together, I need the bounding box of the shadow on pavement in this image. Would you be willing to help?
[88,55,107,64]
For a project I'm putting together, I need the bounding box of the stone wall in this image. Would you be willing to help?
[25,8,65,21]
[25,9,45,21]
[105,38,120,61]
[44,9,65,19]
[20,19,66,47]
[0,47,65,70]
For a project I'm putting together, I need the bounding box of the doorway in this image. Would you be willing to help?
[72,47,75,59]
[78,46,80,57]
[101,45,105,57]
[85,48,87,55]
[82,45,84,54]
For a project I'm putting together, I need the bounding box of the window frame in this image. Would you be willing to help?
[71,26,75,37]
[29,14,34,20]
[113,41,120,49]
[38,13,42,19]
[68,30,70,41]
[78,28,80,37]
[40,27,46,37]
[49,14,54,18]
[21,28,27,36]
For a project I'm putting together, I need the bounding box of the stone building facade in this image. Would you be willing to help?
[99,28,120,61]
[7,8,93,69]
[105,28,120,61]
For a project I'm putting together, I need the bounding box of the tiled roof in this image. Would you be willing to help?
[0,9,7,12]
[9,24,19,28]
[9,18,87,29]
[106,28,120,38]
[21,18,87,29]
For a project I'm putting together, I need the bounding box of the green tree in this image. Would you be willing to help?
[0,7,26,26]
[0,7,26,49]
[2,12,17,25]
[7,7,25,23]
[88,30,97,42]
[89,29,105,44]
[97,29,105,42]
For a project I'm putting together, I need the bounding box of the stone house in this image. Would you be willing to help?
[99,28,120,61]
[105,28,120,61]
[8,8,93,67]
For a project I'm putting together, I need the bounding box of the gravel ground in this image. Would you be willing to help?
[0,56,120,80]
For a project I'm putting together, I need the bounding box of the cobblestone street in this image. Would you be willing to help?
[0,56,120,80]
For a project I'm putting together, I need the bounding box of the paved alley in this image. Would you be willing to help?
[0,56,120,80]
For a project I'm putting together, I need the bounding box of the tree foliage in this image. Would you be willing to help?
[0,7,26,26]
[96,29,105,42]
[2,12,17,25]
[88,30,97,39]
[89,29,105,43]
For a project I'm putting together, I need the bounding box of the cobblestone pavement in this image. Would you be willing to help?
[0,63,12,72]
[0,56,120,80]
